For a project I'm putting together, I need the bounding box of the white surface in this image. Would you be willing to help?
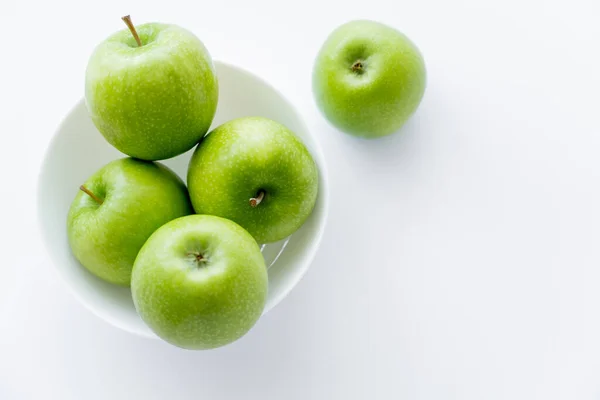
[1,0,600,399]
[37,61,328,338]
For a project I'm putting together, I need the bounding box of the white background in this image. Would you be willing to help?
[1,0,600,399]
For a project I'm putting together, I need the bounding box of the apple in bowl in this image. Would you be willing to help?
[132,215,269,350]
[187,116,319,244]
[67,158,193,286]
[85,16,219,161]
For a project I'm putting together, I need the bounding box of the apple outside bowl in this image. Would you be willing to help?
[37,61,329,339]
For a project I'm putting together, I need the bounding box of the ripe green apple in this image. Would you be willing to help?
[187,117,319,244]
[131,214,268,350]
[85,16,219,160]
[312,20,427,138]
[67,158,193,286]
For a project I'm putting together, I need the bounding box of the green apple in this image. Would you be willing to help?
[187,117,319,244]
[67,158,193,286]
[131,214,268,350]
[312,20,426,138]
[85,16,219,160]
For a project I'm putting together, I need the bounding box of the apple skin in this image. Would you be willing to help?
[85,22,219,160]
[187,117,319,244]
[312,20,426,138]
[131,214,268,350]
[67,158,193,286]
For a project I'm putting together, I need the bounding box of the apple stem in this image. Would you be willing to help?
[352,60,364,73]
[188,252,208,268]
[121,15,142,47]
[249,190,265,208]
[189,252,206,262]
[79,185,103,205]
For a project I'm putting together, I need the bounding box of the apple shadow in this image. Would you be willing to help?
[331,112,426,171]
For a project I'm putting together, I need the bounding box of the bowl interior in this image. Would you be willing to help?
[37,61,328,338]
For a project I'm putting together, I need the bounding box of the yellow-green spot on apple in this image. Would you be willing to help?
[312,20,427,138]
[85,16,219,161]
[131,215,268,350]
[187,117,319,244]
[67,158,194,286]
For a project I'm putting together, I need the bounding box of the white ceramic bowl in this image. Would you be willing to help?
[37,61,328,338]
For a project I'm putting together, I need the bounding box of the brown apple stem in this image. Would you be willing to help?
[79,185,103,205]
[249,190,265,208]
[121,15,142,47]
[352,60,364,73]
[188,252,206,263]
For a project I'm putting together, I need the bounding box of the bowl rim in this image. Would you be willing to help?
[36,59,330,339]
